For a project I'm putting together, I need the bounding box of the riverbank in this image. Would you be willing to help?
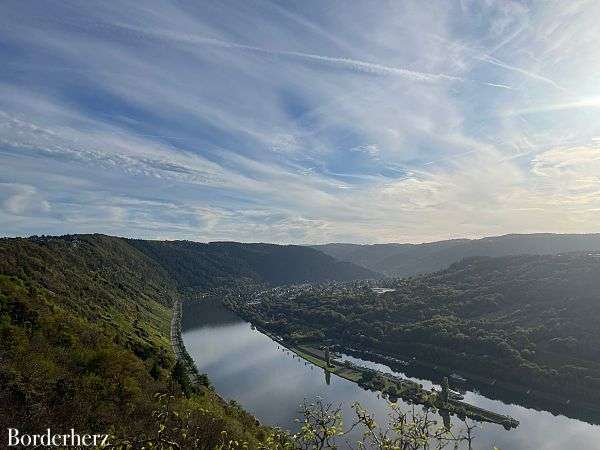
[170,297,205,386]
[224,286,600,426]
[255,325,519,430]
[338,345,600,425]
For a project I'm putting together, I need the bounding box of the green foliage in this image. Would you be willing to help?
[0,272,163,437]
[232,253,600,403]
[0,235,272,448]
[104,398,474,450]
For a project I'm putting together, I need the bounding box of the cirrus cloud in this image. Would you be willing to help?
[2,0,600,243]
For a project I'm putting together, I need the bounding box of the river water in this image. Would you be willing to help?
[182,300,600,449]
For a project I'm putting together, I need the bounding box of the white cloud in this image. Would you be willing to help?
[349,144,380,159]
[531,146,600,201]
[0,183,51,216]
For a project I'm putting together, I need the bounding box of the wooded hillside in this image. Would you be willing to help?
[234,252,600,403]
[0,234,376,447]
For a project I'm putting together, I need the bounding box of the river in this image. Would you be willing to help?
[182,299,600,449]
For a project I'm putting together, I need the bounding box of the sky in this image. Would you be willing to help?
[1,0,600,244]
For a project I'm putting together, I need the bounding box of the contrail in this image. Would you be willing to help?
[477,55,566,91]
[502,97,600,117]
[484,82,514,90]
[116,23,464,83]
[266,47,463,82]
[112,22,525,90]
[177,34,462,82]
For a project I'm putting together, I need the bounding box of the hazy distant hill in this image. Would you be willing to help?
[313,233,600,277]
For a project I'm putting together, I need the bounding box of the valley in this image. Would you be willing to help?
[4,233,600,448]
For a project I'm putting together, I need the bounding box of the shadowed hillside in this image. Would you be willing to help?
[130,239,379,289]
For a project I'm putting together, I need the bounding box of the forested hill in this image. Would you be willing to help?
[129,239,379,289]
[0,234,375,447]
[313,233,600,277]
[234,252,600,404]
[0,234,276,447]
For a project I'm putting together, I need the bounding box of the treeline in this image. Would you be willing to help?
[233,253,600,403]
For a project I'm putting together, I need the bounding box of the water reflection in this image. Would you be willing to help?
[182,300,600,449]
[342,349,600,427]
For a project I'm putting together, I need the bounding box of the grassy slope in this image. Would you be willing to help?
[0,235,272,448]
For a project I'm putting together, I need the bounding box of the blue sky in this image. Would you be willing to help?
[1,0,600,243]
